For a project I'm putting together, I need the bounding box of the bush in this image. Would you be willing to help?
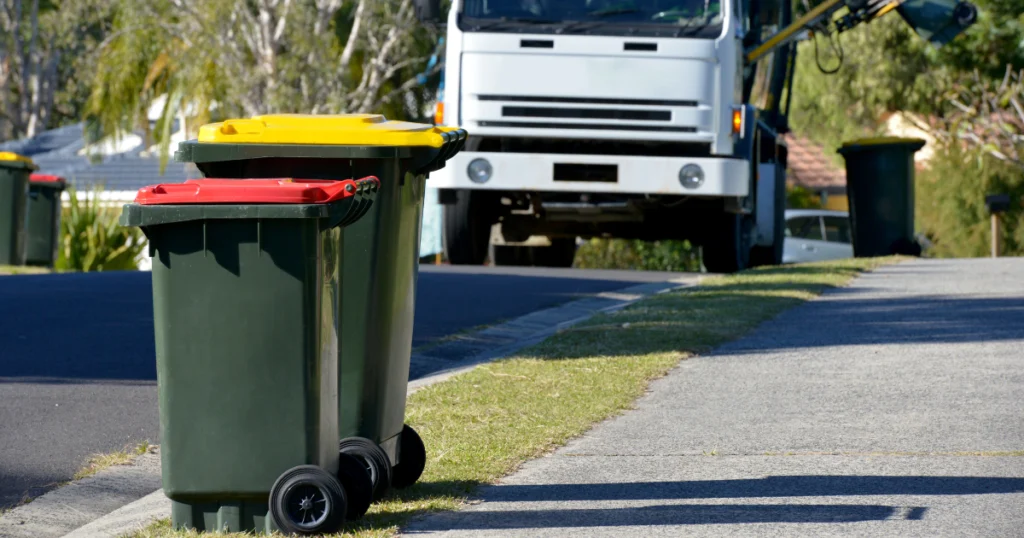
[574,238,701,272]
[916,142,1024,258]
[56,186,146,272]
[787,184,822,209]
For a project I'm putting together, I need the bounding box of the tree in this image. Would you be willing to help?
[88,0,444,166]
[0,0,113,141]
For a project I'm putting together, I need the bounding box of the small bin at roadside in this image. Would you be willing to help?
[26,174,66,267]
[120,176,381,535]
[173,114,466,508]
[837,137,927,258]
[0,152,38,266]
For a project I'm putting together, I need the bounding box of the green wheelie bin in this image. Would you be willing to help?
[173,114,466,505]
[837,137,927,258]
[26,174,67,267]
[0,152,37,266]
[120,176,382,535]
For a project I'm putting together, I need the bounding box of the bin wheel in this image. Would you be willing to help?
[391,424,427,489]
[339,437,393,501]
[337,453,374,520]
[268,465,347,535]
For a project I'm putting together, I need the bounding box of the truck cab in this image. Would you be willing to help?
[429,0,794,272]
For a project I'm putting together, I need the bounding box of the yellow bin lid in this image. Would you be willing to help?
[197,114,459,148]
[0,151,36,167]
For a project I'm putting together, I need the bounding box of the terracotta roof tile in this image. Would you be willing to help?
[783,133,846,191]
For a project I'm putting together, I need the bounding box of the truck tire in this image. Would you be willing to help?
[491,238,576,268]
[534,238,577,268]
[750,163,785,267]
[443,190,492,265]
[701,213,752,274]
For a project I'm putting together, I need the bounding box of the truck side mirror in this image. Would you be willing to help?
[414,0,442,23]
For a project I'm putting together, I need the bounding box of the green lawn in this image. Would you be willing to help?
[125,257,900,538]
[0,265,50,275]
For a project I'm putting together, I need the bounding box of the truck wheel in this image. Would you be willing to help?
[533,238,577,268]
[490,244,530,266]
[491,239,576,268]
[702,214,753,274]
[443,190,492,265]
[750,164,785,267]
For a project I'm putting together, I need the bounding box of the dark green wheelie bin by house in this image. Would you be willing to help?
[173,114,467,503]
[26,174,67,267]
[120,176,382,535]
[0,152,37,266]
[837,137,927,258]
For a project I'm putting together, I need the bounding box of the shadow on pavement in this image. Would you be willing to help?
[405,475,1024,530]
[410,504,913,529]
[474,475,1024,502]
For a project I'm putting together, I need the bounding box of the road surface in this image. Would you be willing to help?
[0,265,691,509]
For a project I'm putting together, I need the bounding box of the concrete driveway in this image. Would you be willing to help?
[410,258,1024,537]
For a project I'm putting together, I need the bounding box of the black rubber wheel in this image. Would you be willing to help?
[490,244,529,266]
[336,453,374,520]
[339,437,392,501]
[701,213,753,274]
[491,239,577,268]
[268,465,346,535]
[443,190,492,265]
[391,424,427,489]
[750,163,785,268]
[533,238,577,268]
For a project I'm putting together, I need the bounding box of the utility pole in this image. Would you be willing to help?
[985,194,1011,258]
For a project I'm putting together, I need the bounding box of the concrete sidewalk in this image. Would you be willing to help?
[407,258,1024,537]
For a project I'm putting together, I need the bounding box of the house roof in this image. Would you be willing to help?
[783,133,846,193]
[0,122,199,192]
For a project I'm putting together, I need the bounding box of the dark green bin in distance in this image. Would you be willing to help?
[174,114,467,499]
[0,152,38,266]
[26,174,67,267]
[837,137,926,258]
[120,177,380,534]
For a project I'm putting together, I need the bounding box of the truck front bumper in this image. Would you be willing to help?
[428,151,750,197]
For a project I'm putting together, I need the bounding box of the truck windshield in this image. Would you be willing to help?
[459,0,724,38]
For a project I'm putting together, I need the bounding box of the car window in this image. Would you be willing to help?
[823,216,851,243]
[786,216,823,240]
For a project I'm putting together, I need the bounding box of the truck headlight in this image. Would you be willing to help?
[679,164,704,189]
[467,158,493,184]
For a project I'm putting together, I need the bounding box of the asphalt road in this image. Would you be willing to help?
[0,265,691,509]
[410,258,1024,537]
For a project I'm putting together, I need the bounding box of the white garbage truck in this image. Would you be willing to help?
[415,0,977,272]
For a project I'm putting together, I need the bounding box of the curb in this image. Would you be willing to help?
[0,275,696,538]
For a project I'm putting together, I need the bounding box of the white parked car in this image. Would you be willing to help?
[783,209,854,264]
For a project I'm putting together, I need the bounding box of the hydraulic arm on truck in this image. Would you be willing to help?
[415,0,976,272]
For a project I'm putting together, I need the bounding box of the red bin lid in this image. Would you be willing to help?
[133,178,377,205]
[30,174,65,184]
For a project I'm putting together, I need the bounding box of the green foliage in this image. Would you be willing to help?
[574,238,702,272]
[916,143,1024,258]
[788,0,1024,165]
[786,184,822,209]
[56,187,145,272]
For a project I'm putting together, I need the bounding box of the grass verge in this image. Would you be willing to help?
[75,442,154,481]
[0,265,50,275]
[124,258,899,538]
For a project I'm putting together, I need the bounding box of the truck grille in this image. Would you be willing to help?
[478,121,696,133]
[477,94,697,107]
[502,106,670,122]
